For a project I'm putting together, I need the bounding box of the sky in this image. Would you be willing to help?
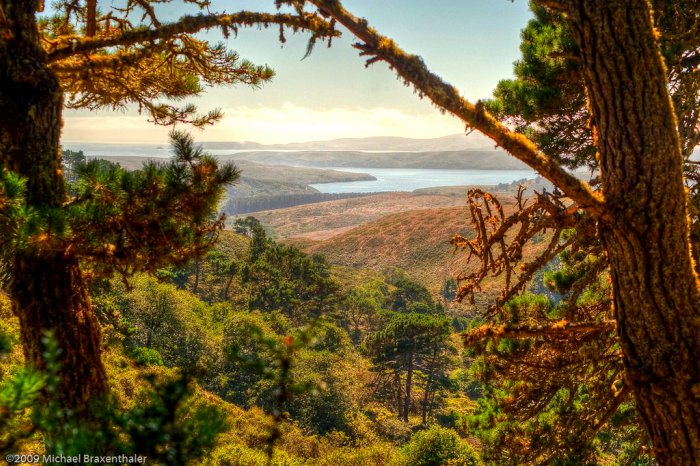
[61,1,534,144]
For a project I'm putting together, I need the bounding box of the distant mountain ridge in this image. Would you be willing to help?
[200,132,494,152]
[223,149,529,170]
[71,133,529,170]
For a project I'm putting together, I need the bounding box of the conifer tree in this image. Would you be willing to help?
[364,312,452,422]
[0,0,338,410]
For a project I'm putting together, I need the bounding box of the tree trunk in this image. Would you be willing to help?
[86,0,97,37]
[0,1,107,409]
[566,1,700,463]
[403,349,414,422]
[192,257,200,293]
[222,271,235,300]
[395,371,403,420]
[421,385,429,425]
[422,371,433,425]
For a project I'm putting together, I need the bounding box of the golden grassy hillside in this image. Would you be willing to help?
[252,192,466,241]
[301,198,552,312]
[303,206,472,293]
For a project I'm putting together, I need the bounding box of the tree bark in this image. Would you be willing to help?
[192,256,200,293]
[0,1,107,409]
[566,1,700,463]
[403,348,414,422]
[394,371,404,420]
[222,271,235,300]
[86,0,97,37]
[421,378,430,425]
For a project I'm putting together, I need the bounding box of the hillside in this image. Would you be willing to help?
[251,179,552,242]
[249,191,466,241]
[297,201,551,308]
[302,206,472,294]
[85,155,376,214]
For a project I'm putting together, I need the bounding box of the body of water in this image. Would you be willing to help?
[309,167,537,193]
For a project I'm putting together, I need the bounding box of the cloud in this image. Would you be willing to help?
[62,103,466,144]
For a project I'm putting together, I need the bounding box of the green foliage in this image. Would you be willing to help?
[0,332,58,454]
[0,329,227,464]
[61,148,86,183]
[388,277,436,313]
[130,347,164,366]
[338,280,387,345]
[486,2,595,170]
[113,276,222,372]
[241,225,341,323]
[364,312,454,422]
[365,313,452,366]
[39,376,228,465]
[0,169,32,280]
[442,278,457,301]
[502,293,552,324]
[66,130,240,280]
[205,443,305,466]
[399,425,479,466]
[223,313,358,435]
[316,442,399,466]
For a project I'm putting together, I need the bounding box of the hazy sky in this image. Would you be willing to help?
[62,1,533,144]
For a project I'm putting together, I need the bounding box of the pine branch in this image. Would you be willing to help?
[308,0,607,219]
[49,42,164,73]
[463,320,617,346]
[47,10,339,62]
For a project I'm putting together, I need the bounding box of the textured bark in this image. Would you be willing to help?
[0,1,107,409]
[86,0,97,37]
[566,1,700,463]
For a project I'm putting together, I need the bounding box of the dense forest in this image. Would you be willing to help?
[1,0,700,465]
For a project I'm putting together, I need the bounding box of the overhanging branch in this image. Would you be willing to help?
[464,320,617,346]
[47,10,339,62]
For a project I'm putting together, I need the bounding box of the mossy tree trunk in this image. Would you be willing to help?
[0,1,107,409]
[567,1,700,463]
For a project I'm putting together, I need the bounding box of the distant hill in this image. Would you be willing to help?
[249,179,554,243]
[224,149,528,170]
[201,132,494,152]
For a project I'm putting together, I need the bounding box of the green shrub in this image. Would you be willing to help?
[204,443,304,466]
[317,442,399,466]
[130,347,164,366]
[400,425,479,466]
